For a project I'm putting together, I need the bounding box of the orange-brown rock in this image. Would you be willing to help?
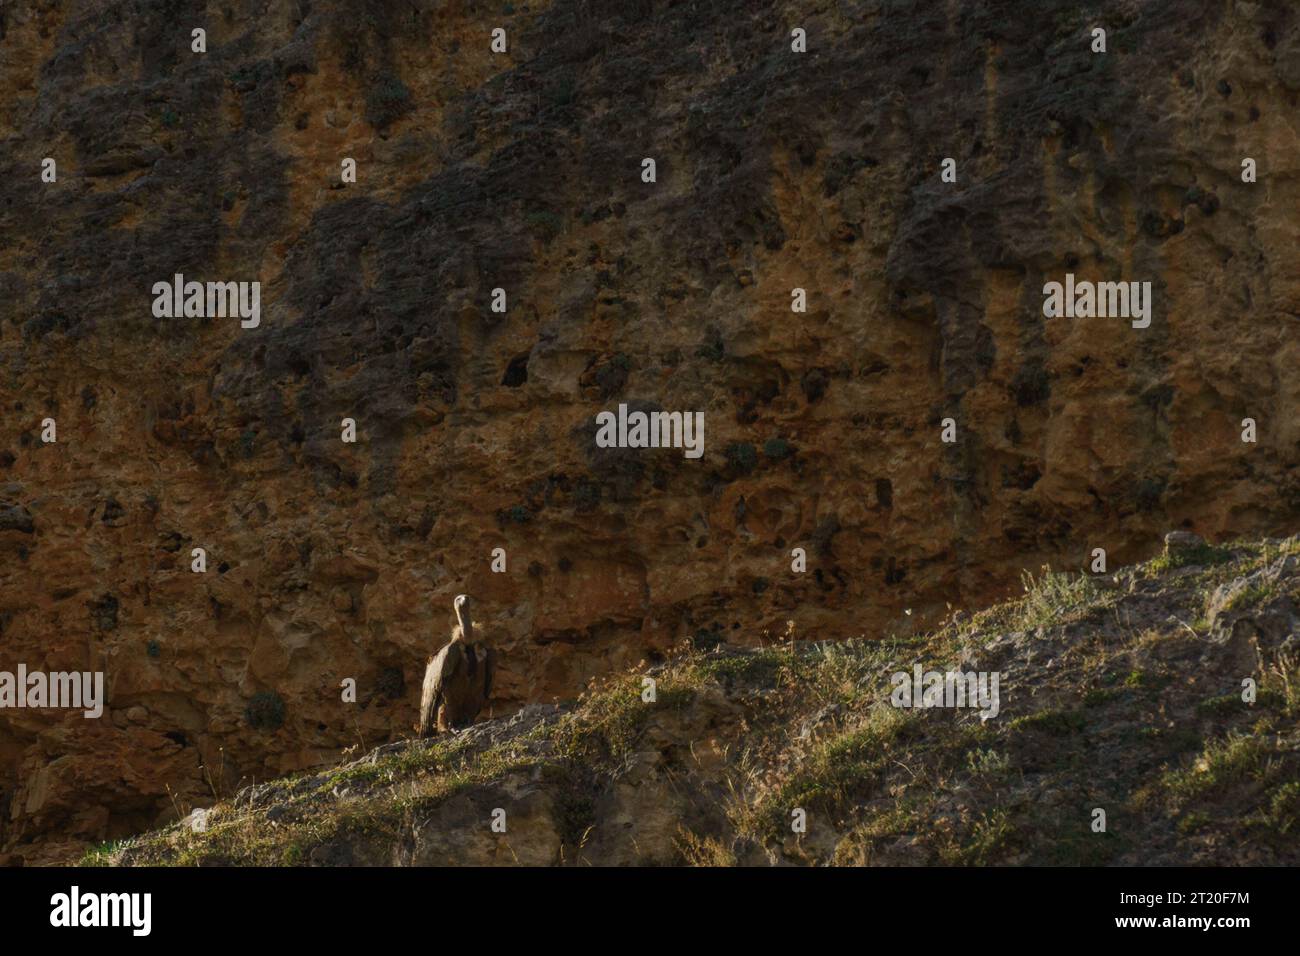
[0,1,1297,863]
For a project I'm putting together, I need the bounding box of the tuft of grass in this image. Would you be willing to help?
[1266,781,1300,834]
[1014,566,1111,631]
[1260,651,1300,715]
[675,829,736,866]
[941,808,1013,865]
[1196,693,1247,718]
[1042,827,1123,866]
[1008,710,1086,736]
[1221,579,1284,614]
[1123,668,1169,691]
[749,705,918,840]
[1082,687,1123,708]
[79,839,128,867]
[1161,733,1271,806]
[1145,542,1234,575]
[691,650,785,688]
[550,677,693,765]
[966,747,1011,778]
[839,795,934,861]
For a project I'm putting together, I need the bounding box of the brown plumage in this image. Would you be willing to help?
[418,594,494,736]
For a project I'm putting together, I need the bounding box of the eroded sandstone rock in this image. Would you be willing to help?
[1,1,1297,863]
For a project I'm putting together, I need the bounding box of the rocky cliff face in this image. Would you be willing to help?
[1,1,1297,864]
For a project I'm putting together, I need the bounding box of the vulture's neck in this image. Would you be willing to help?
[454,606,474,643]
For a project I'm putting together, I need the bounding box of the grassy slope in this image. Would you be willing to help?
[88,537,1300,866]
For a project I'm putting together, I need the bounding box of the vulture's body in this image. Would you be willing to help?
[418,595,494,736]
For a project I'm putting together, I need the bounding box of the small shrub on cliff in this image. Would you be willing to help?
[497,504,532,525]
[246,692,286,732]
[763,438,792,460]
[695,329,726,364]
[89,593,119,632]
[526,210,563,242]
[725,442,758,475]
[801,368,830,403]
[365,73,413,128]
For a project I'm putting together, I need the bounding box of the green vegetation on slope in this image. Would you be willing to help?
[92,536,1300,866]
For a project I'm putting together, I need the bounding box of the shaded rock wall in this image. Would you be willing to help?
[0,0,1297,862]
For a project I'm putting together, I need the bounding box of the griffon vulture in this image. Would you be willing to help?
[418,594,494,736]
